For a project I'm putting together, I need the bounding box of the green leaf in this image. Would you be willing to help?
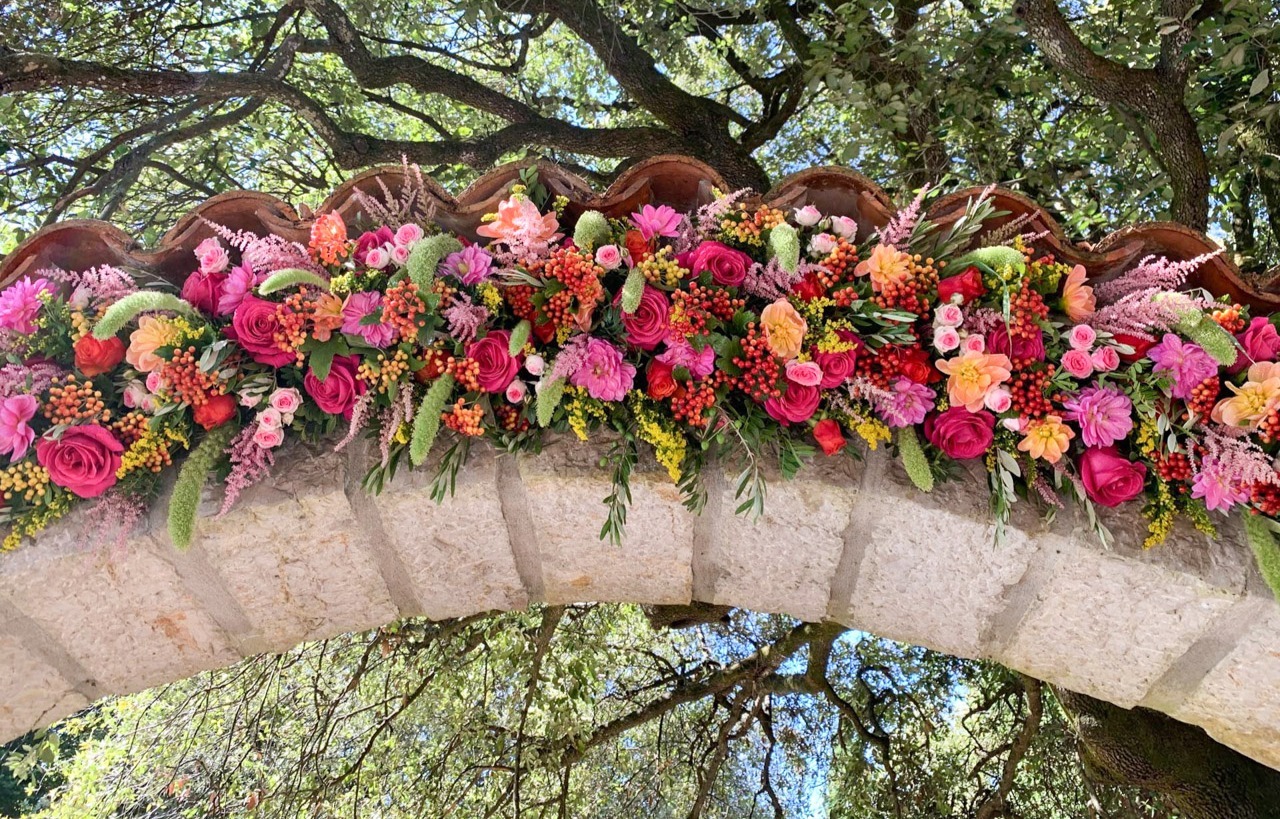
[1250,69,1270,97]
[509,319,531,355]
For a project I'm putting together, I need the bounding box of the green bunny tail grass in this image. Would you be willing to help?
[573,210,612,252]
[767,223,800,273]
[536,378,565,428]
[620,266,646,314]
[1176,311,1238,367]
[1245,513,1280,601]
[406,235,463,291]
[168,424,236,550]
[951,246,1025,275]
[258,268,331,295]
[410,373,455,466]
[93,292,197,340]
[509,320,532,356]
[897,426,934,493]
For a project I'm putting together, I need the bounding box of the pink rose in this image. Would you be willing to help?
[1062,349,1094,379]
[257,408,282,430]
[829,215,858,239]
[354,227,394,265]
[813,331,860,389]
[687,241,752,287]
[269,388,302,415]
[595,245,623,270]
[785,360,824,387]
[195,237,229,274]
[390,245,411,266]
[365,246,391,269]
[468,331,520,394]
[394,224,423,247]
[253,425,284,449]
[808,233,838,256]
[764,379,820,425]
[35,424,123,499]
[506,380,528,403]
[988,324,1044,363]
[181,268,228,316]
[304,355,366,420]
[793,205,822,226]
[984,387,1012,413]
[933,326,961,352]
[935,304,964,327]
[924,407,995,460]
[1236,317,1280,369]
[1091,346,1120,373]
[1068,324,1097,351]
[1079,446,1147,507]
[525,354,546,376]
[963,334,986,353]
[228,295,296,368]
[620,286,670,351]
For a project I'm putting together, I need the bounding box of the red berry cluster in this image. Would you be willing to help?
[159,347,228,407]
[1260,408,1280,445]
[543,289,577,329]
[1009,280,1048,340]
[495,403,529,433]
[732,324,782,401]
[43,375,110,424]
[1251,482,1280,516]
[872,255,940,317]
[505,284,538,322]
[1009,366,1058,419]
[112,411,151,447]
[671,382,716,427]
[670,284,745,337]
[383,281,428,343]
[414,348,450,382]
[446,357,482,393]
[817,239,859,286]
[1183,376,1220,423]
[544,246,604,306]
[1152,450,1193,484]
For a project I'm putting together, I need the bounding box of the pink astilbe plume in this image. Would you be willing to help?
[1090,289,1212,341]
[549,333,594,382]
[742,258,807,300]
[352,158,437,229]
[38,264,137,306]
[333,392,376,452]
[219,426,276,517]
[1094,251,1221,305]
[876,184,930,248]
[442,294,490,343]
[694,189,752,240]
[1201,425,1280,489]
[86,492,146,556]
[200,219,323,275]
[845,376,893,407]
[0,361,63,397]
[377,386,417,467]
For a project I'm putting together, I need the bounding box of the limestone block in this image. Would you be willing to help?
[0,635,88,737]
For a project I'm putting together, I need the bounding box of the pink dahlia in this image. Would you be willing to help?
[441,245,494,286]
[656,337,715,379]
[341,292,396,348]
[1191,459,1250,513]
[877,377,935,429]
[569,338,635,402]
[631,204,683,242]
[1147,334,1217,400]
[0,394,38,462]
[217,265,263,316]
[0,277,55,334]
[1061,386,1133,448]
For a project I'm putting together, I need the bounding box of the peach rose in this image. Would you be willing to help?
[934,350,1012,412]
[854,244,911,293]
[760,298,807,361]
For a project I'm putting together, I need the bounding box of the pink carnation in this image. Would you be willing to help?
[656,338,715,379]
[569,338,635,401]
[876,377,935,429]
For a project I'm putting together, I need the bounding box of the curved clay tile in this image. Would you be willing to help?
[1,156,1276,312]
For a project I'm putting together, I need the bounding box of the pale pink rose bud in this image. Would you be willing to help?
[808,233,838,256]
[1091,345,1120,373]
[1061,349,1094,379]
[253,425,284,449]
[195,237,229,274]
[935,304,964,328]
[1002,416,1027,433]
[793,205,822,227]
[364,246,391,269]
[146,370,163,392]
[506,380,528,404]
[69,285,92,311]
[829,215,857,239]
[123,381,148,410]
[239,391,262,408]
[390,244,411,266]
[962,334,986,353]
[595,244,623,270]
[394,224,423,247]
[1068,324,1097,351]
[525,354,546,376]
[933,326,961,352]
[257,407,282,430]
[785,360,824,387]
[269,388,302,414]
[984,387,1012,413]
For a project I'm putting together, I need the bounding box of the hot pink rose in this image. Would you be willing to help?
[1061,349,1094,379]
[620,286,670,350]
[813,331,860,389]
[988,324,1044,363]
[686,241,752,287]
[468,331,519,393]
[228,295,295,368]
[304,355,366,420]
[1079,446,1147,507]
[354,227,394,265]
[924,407,995,460]
[764,379,820,425]
[181,268,228,315]
[1236,317,1280,370]
[1091,346,1120,373]
[35,424,123,498]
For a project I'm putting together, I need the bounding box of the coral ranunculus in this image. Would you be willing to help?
[760,298,807,361]
[1079,446,1147,507]
[924,407,995,460]
[35,424,123,499]
[127,315,180,373]
[812,418,847,455]
[74,334,126,377]
[1017,415,1074,464]
[304,355,366,420]
[193,393,238,430]
[468,331,520,394]
[934,350,1012,412]
[1061,264,1096,322]
[936,266,986,304]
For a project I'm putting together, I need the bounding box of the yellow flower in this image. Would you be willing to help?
[760,298,807,361]
[1212,361,1280,428]
[854,244,911,292]
[126,315,179,373]
[1061,264,1096,322]
[935,350,1012,412]
[1017,415,1074,464]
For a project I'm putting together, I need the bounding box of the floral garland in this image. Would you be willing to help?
[2,173,1279,594]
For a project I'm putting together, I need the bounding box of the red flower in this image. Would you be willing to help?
[181,268,228,315]
[687,240,752,287]
[1112,333,1156,363]
[899,346,942,385]
[988,324,1045,364]
[228,295,295,368]
[937,266,986,304]
[646,359,678,400]
[304,354,366,420]
[35,424,123,499]
[353,226,394,265]
[1078,446,1147,507]
[624,230,651,266]
[619,286,670,350]
[793,273,826,302]
[924,407,995,460]
[193,394,237,430]
[73,334,125,377]
[532,318,557,344]
[467,331,519,394]
[812,418,847,456]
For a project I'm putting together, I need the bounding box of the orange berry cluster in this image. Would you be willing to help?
[816,239,860,287]
[1183,376,1220,422]
[415,347,451,382]
[671,382,716,427]
[446,357,482,393]
[1152,450,1193,483]
[383,281,428,342]
[544,246,604,306]
[732,325,782,401]
[721,204,785,245]
[358,350,411,394]
[442,399,485,436]
[1008,280,1048,340]
[543,289,577,329]
[495,403,529,433]
[831,287,859,308]
[112,411,151,447]
[160,347,228,407]
[431,278,459,310]
[1210,304,1247,334]
[1259,407,1280,445]
[1009,366,1058,419]
[43,376,110,424]
[272,302,308,363]
[670,284,745,337]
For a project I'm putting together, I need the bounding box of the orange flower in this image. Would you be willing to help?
[854,244,911,293]
[310,293,345,342]
[309,212,349,266]
[760,298,807,361]
[1017,415,1074,464]
[934,350,1012,412]
[1212,361,1280,428]
[126,315,179,373]
[476,196,561,246]
[1061,265,1096,322]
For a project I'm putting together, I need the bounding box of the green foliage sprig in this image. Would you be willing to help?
[259,268,331,295]
[93,292,196,340]
[168,424,237,550]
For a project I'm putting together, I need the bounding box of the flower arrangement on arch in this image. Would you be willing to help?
[3,173,1280,596]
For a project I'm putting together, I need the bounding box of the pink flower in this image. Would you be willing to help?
[354,227,395,265]
[785,360,824,386]
[1091,346,1120,372]
[935,304,964,327]
[123,380,155,413]
[620,286,670,351]
[181,268,228,316]
[876,376,935,428]
[0,394,37,461]
[365,246,391,269]
[814,331,859,389]
[962,334,986,353]
[687,241,752,287]
[525,354,546,376]
[656,337,716,379]
[229,295,295,367]
[1236,317,1280,368]
[808,233,838,256]
[1061,349,1094,379]
[988,324,1044,363]
[341,292,395,348]
[506,380,528,403]
[253,425,284,449]
[195,237,229,274]
[1147,334,1218,399]
[1192,459,1249,513]
[0,277,54,334]
[257,407,282,431]
[477,197,561,246]
[569,337,635,401]
[829,215,858,239]
[441,245,494,286]
[764,379,820,425]
[304,354,365,420]
[395,224,424,247]
[1079,447,1147,507]
[984,387,1012,413]
[468,331,520,394]
[215,265,257,316]
[595,245,623,270]
[36,424,123,499]
[631,204,682,241]
[268,388,302,415]
[793,205,822,227]
[390,245,411,266]
[1061,385,1133,448]
[1068,324,1097,351]
[933,326,961,352]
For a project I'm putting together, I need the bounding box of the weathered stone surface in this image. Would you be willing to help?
[0,635,87,739]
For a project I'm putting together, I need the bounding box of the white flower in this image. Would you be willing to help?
[793,205,822,227]
[808,233,838,256]
[525,354,546,376]
[829,215,858,239]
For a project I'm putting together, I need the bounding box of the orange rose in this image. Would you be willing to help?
[74,334,126,376]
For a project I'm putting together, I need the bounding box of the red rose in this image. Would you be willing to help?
[1235,317,1280,371]
[304,354,366,420]
[228,295,295,368]
[646,359,678,400]
[624,230,652,266]
[35,424,123,499]
[467,331,519,393]
[353,226,394,265]
[764,378,820,425]
[193,393,237,430]
[988,324,1045,364]
[937,266,986,304]
[620,286,670,350]
[899,346,942,385]
[814,331,860,389]
[813,418,847,456]
[924,407,995,460]
[1112,333,1156,363]
[532,319,557,344]
[687,240,751,287]
[1079,446,1147,507]
[793,272,826,302]
[73,334,125,377]
[181,268,228,315]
